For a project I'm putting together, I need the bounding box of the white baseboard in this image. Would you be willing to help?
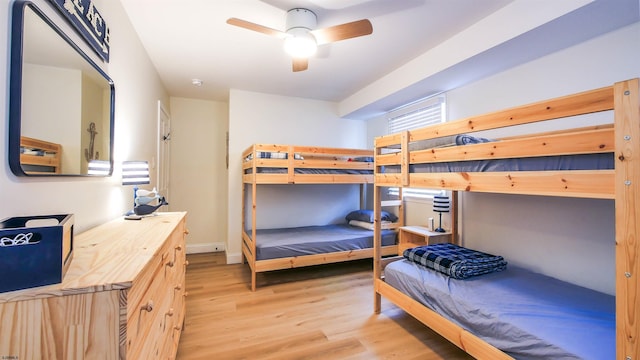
[226,252,243,264]
[186,242,225,254]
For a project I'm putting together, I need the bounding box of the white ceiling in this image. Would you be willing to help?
[120,0,639,119]
[119,1,512,99]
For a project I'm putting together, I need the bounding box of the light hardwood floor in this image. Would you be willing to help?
[176,252,474,360]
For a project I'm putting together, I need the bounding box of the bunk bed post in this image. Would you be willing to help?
[451,191,458,245]
[251,146,258,291]
[287,145,295,184]
[401,131,409,187]
[373,183,382,313]
[373,141,383,313]
[614,78,640,360]
[241,179,246,265]
[398,187,404,231]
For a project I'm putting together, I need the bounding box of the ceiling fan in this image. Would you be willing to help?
[227,8,373,72]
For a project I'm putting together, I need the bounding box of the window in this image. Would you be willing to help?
[388,187,444,199]
[387,95,446,200]
[388,95,446,133]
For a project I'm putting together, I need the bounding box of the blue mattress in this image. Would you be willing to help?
[384,260,615,360]
[253,224,396,260]
[246,168,372,174]
[383,153,614,173]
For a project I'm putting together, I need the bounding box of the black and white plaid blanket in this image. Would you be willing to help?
[403,243,507,279]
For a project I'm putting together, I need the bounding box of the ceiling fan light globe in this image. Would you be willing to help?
[284,30,317,58]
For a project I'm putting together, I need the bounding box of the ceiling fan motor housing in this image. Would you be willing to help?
[286,8,317,31]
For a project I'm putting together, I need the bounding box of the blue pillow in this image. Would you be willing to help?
[351,156,373,162]
[345,209,398,223]
[455,134,492,145]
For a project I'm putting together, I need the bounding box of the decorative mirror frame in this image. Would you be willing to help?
[8,0,115,177]
[47,0,110,63]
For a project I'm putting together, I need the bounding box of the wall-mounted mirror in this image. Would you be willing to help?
[9,0,114,176]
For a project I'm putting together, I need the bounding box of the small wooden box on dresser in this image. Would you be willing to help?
[0,212,188,360]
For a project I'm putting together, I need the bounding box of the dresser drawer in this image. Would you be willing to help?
[164,225,188,358]
[130,295,172,359]
[127,219,187,359]
[126,235,176,357]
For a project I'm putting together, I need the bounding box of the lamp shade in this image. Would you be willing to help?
[122,161,150,185]
[433,195,450,213]
[87,160,111,176]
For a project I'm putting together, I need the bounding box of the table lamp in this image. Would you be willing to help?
[433,195,450,233]
[87,159,111,176]
[122,161,150,210]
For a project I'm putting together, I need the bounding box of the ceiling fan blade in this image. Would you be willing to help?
[312,19,372,45]
[226,18,287,38]
[292,58,309,72]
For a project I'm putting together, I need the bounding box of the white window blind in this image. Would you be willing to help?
[387,95,446,200]
[388,187,443,199]
[388,95,446,134]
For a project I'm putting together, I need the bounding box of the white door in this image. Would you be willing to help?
[157,101,171,209]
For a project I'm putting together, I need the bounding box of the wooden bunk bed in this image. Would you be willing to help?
[19,136,62,174]
[241,143,401,291]
[372,78,639,359]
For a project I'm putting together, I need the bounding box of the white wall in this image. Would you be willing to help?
[169,97,228,253]
[0,0,169,232]
[447,25,640,120]
[227,90,368,263]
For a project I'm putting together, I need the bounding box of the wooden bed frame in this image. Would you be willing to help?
[19,136,62,174]
[241,143,401,291]
[372,78,639,359]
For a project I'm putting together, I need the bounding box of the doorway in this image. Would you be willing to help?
[157,100,171,208]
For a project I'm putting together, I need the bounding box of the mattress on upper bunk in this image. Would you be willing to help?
[411,153,613,173]
[245,168,373,174]
[384,260,614,360]
[253,224,396,260]
[382,133,614,173]
[245,152,373,174]
[383,153,614,173]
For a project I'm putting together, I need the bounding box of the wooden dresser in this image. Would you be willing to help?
[0,212,188,359]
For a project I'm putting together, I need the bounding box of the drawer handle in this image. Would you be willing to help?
[184,260,190,267]
[174,325,182,331]
[183,292,189,298]
[174,284,182,291]
[172,246,183,265]
[163,308,175,331]
[140,300,154,312]
[184,229,190,235]
[166,260,175,267]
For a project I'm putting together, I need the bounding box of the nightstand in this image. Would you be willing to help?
[398,226,452,255]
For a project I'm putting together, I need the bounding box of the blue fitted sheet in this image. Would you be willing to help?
[383,153,614,173]
[384,260,615,360]
[253,224,396,260]
[246,168,372,174]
